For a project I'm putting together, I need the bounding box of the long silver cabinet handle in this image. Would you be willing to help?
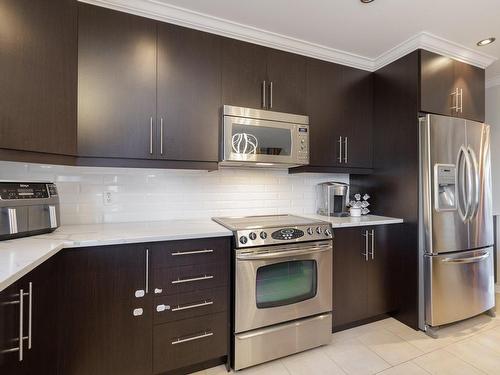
[171,275,214,284]
[172,300,213,312]
[269,81,273,109]
[149,117,154,155]
[262,80,267,108]
[171,249,214,256]
[362,230,369,261]
[344,137,348,163]
[160,118,164,156]
[28,283,32,350]
[450,88,459,112]
[19,288,23,362]
[145,249,149,294]
[459,88,463,113]
[338,136,343,163]
[172,331,213,345]
[370,229,375,259]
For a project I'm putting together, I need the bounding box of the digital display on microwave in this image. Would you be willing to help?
[298,128,308,133]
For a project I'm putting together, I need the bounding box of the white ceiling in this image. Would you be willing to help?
[83,0,500,75]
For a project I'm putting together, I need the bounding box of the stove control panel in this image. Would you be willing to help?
[235,223,333,248]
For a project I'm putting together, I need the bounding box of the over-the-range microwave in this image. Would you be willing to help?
[220,105,310,168]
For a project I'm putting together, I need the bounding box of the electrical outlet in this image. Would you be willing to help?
[103,191,113,206]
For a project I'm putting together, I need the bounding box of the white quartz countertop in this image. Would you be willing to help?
[0,219,232,292]
[0,214,403,292]
[303,214,404,227]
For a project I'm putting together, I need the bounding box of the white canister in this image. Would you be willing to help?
[350,207,362,217]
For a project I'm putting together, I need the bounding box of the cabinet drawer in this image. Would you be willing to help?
[151,237,230,268]
[153,312,228,374]
[153,262,228,296]
[154,287,228,324]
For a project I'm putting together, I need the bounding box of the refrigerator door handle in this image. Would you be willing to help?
[441,251,489,264]
[467,146,480,220]
[457,145,472,221]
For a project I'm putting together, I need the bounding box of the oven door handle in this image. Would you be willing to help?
[236,246,331,260]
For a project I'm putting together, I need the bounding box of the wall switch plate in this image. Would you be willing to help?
[103,191,113,206]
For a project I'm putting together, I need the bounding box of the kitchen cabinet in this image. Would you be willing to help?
[420,49,485,122]
[303,59,373,170]
[157,23,221,162]
[332,225,400,330]
[221,39,307,113]
[77,3,157,160]
[0,258,58,375]
[57,244,152,375]
[151,237,230,374]
[0,0,77,155]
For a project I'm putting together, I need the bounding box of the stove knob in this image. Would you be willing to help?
[239,236,248,245]
[249,232,257,240]
[307,227,314,235]
[325,228,332,237]
[316,227,322,234]
[260,232,268,239]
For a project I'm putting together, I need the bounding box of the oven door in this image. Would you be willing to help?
[235,241,332,333]
[223,115,307,166]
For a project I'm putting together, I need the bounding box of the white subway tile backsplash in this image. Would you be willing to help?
[0,161,349,225]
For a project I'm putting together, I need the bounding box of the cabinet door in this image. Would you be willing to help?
[454,61,485,122]
[366,225,399,316]
[221,38,268,109]
[0,281,23,373]
[266,49,307,114]
[333,227,368,329]
[77,4,157,159]
[341,66,373,168]
[58,245,152,375]
[157,23,221,162]
[306,58,343,166]
[420,50,455,117]
[0,258,58,375]
[0,0,77,155]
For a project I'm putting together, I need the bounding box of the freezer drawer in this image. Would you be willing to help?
[425,247,495,327]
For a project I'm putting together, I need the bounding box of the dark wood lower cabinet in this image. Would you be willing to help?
[333,224,401,331]
[0,257,58,375]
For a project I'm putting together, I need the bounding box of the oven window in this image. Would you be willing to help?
[256,260,317,308]
[231,124,292,156]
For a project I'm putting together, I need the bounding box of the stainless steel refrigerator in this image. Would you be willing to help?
[419,114,495,333]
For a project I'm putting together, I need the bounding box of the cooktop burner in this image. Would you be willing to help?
[212,214,332,248]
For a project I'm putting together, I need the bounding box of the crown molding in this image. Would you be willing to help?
[486,75,500,89]
[78,0,498,72]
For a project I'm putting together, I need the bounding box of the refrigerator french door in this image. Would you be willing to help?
[420,114,494,328]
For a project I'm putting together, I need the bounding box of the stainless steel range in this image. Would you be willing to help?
[212,215,333,370]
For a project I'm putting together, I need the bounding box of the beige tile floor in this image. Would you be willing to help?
[191,296,500,375]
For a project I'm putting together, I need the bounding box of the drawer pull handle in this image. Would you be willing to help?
[172,300,213,312]
[171,331,213,345]
[171,275,214,284]
[172,249,214,256]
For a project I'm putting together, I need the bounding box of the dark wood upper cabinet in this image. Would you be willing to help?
[157,23,221,162]
[454,60,485,122]
[420,49,485,122]
[77,3,157,159]
[0,0,77,155]
[58,244,152,375]
[420,49,455,117]
[305,59,343,167]
[266,50,307,114]
[221,39,268,109]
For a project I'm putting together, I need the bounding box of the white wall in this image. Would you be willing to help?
[486,84,500,215]
[0,161,348,225]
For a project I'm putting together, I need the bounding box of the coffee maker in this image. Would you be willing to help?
[316,182,349,217]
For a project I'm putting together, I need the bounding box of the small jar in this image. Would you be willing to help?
[350,207,362,217]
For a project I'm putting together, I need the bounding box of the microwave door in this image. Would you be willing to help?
[224,116,296,164]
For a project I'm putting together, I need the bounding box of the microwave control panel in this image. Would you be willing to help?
[297,126,309,162]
